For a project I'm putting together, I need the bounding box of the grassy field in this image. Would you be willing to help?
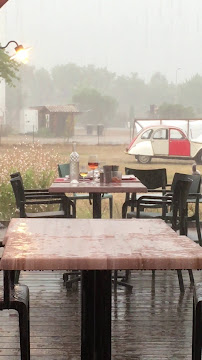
[0,142,201,220]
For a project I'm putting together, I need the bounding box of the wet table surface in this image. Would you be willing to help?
[2,218,202,271]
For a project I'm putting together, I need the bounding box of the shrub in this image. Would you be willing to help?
[0,142,60,220]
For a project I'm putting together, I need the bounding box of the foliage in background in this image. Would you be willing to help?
[0,142,201,221]
[158,103,195,119]
[0,49,20,86]
[72,88,118,126]
[0,142,59,220]
[6,63,202,130]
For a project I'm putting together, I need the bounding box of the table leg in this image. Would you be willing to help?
[3,270,12,307]
[81,270,112,360]
[92,193,101,218]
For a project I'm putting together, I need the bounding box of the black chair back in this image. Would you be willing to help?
[171,173,201,194]
[125,167,167,189]
[10,176,26,216]
[171,178,193,235]
[10,171,21,179]
[10,172,25,190]
[10,176,76,219]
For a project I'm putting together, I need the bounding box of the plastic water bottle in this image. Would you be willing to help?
[70,142,79,183]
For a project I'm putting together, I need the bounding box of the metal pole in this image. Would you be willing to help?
[175,68,181,85]
[33,125,34,143]
[97,125,100,145]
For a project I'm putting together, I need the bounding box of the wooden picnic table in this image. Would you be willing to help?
[2,218,202,360]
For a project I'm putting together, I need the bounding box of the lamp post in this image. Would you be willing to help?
[0,40,31,63]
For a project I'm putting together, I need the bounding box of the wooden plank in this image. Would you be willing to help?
[0,268,199,359]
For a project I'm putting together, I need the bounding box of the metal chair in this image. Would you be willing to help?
[192,283,202,360]
[10,175,77,289]
[136,176,193,292]
[0,270,30,359]
[166,173,201,245]
[122,168,167,219]
[10,176,76,218]
[58,163,113,218]
[10,172,50,196]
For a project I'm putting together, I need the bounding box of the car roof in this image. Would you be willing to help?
[140,124,185,132]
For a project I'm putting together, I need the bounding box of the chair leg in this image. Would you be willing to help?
[10,285,30,360]
[109,197,113,219]
[125,270,130,282]
[192,286,202,360]
[15,270,21,284]
[63,271,81,289]
[196,217,202,247]
[18,303,30,360]
[112,270,133,291]
[188,270,195,285]
[113,270,118,289]
[177,270,185,292]
[9,270,21,285]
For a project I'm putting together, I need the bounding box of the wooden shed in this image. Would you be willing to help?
[34,105,80,137]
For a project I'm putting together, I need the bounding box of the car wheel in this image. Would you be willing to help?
[195,150,202,165]
[136,155,151,164]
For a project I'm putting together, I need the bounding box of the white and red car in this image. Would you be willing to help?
[126,125,202,164]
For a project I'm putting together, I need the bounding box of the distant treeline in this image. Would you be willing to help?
[6,63,202,127]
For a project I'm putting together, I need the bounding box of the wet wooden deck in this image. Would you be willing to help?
[0,227,201,359]
[0,268,201,359]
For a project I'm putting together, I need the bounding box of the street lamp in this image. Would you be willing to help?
[0,40,31,63]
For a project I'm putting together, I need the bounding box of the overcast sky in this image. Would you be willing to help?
[2,0,202,83]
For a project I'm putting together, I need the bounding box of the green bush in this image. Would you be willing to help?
[37,127,54,138]
[0,182,16,220]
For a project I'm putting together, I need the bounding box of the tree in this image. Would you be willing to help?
[148,72,175,105]
[51,63,83,103]
[158,103,195,119]
[0,49,19,86]
[179,74,202,115]
[73,88,118,126]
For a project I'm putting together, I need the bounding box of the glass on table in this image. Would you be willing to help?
[111,170,122,183]
[88,155,99,183]
[79,165,88,181]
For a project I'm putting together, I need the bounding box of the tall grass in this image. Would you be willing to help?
[0,142,201,220]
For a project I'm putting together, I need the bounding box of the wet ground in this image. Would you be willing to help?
[0,127,132,145]
[0,224,201,359]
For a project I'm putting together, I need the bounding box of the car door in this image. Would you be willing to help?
[151,128,169,155]
[169,128,190,156]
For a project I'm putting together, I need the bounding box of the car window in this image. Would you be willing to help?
[153,129,168,140]
[170,129,185,140]
[141,129,153,139]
